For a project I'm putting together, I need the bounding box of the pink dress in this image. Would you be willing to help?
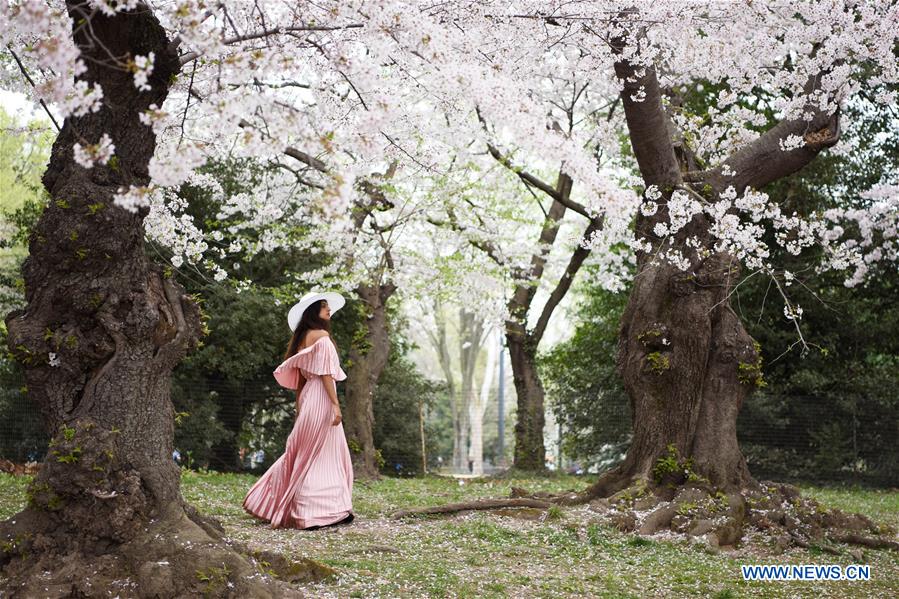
[243,337,354,528]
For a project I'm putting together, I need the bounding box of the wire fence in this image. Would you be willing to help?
[1,371,896,487]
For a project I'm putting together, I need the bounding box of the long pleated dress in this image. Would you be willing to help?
[243,336,354,529]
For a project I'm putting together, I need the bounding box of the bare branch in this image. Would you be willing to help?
[531,216,604,344]
[508,172,572,326]
[5,46,61,131]
[283,146,329,173]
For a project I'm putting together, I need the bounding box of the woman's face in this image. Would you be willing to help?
[319,301,331,321]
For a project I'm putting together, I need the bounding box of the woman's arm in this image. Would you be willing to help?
[321,374,342,425]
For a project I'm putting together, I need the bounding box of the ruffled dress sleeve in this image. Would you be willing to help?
[273,337,347,389]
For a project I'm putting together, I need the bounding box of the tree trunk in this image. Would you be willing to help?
[344,282,394,480]
[507,331,546,471]
[456,308,482,472]
[612,245,757,493]
[452,415,470,472]
[468,330,497,476]
[0,4,295,596]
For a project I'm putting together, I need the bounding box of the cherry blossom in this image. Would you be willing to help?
[3,0,897,307]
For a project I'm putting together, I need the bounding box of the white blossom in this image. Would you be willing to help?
[73,134,114,168]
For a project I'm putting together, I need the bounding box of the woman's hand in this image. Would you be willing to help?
[332,404,342,426]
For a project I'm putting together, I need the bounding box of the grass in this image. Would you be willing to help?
[1,471,897,598]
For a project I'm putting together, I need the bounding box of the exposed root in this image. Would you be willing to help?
[395,474,899,555]
[0,505,315,598]
[829,533,899,551]
[0,422,328,597]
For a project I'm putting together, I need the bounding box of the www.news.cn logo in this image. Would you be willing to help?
[741,564,870,581]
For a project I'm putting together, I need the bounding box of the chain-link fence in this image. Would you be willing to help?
[1,369,896,487]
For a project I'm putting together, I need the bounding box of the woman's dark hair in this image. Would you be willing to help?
[284,300,332,359]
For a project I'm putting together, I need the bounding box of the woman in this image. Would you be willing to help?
[243,291,354,529]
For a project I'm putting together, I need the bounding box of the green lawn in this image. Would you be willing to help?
[1,472,897,598]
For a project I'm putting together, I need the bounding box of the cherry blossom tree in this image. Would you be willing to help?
[0,0,376,593]
[3,1,898,589]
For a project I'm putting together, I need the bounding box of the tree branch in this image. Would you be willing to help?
[610,31,681,188]
[178,23,363,65]
[531,216,604,344]
[508,172,572,329]
[483,139,595,218]
[237,118,331,173]
[707,104,840,194]
[5,46,61,131]
[428,211,506,267]
[283,146,329,173]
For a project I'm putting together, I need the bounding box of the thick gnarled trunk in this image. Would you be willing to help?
[0,4,295,596]
[614,248,756,492]
[588,32,838,500]
[344,282,394,480]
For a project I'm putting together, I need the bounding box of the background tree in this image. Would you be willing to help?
[424,298,499,473]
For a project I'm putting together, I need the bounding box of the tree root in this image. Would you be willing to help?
[394,474,899,555]
[0,504,321,598]
[829,533,899,551]
[0,459,39,476]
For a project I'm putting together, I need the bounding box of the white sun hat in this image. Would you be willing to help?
[287,291,345,331]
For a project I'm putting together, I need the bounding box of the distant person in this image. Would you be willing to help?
[243,292,355,530]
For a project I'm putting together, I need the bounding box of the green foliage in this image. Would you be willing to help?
[54,447,81,464]
[0,108,51,326]
[545,505,564,521]
[0,330,46,462]
[166,159,352,471]
[373,325,447,477]
[195,565,231,597]
[652,444,691,484]
[737,341,767,388]
[538,273,631,471]
[737,147,899,483]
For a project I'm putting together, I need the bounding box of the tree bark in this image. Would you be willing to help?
[612,243,757,491]
[344,282,395,480]
[457,308,482,472]
[507,333,547,471]
[1,4,295,596]
[468,329,497,475]
[504,173,572,471]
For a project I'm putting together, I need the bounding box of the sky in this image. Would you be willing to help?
[0,90,47,124]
